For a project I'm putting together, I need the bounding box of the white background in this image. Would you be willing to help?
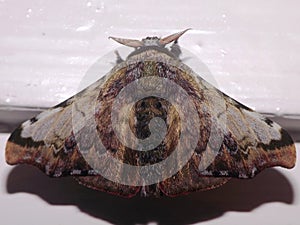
[0,0,300,224]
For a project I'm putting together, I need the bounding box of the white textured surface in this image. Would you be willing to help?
[0,0,300,114]
[0,1,300,225]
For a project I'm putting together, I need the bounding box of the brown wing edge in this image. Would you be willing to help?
[5,126,231,197]
[5,128,142,198]
[199,127,296,179]
[5,125,92,177]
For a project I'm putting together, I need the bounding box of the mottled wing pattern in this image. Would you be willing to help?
[5,76,106,176]
[158,67,295,195]
[194,78,296,178]
[5,72,143,197]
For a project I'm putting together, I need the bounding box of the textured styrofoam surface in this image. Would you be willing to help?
[0,1,300,225]
[0,0,299,114]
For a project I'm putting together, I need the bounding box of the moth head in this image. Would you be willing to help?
[109,28,191,48]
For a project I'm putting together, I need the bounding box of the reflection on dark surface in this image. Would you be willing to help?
[6,165,294,225]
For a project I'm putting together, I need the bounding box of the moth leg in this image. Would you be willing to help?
[170,40,182,59]
[114,50,124,64]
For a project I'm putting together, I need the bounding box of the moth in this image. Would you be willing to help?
[5,29,296,198]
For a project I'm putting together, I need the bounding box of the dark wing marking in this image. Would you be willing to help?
[5,76,107,177]
[193,78,296,179]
